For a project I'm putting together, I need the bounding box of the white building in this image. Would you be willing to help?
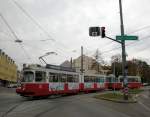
[60,55,110,75]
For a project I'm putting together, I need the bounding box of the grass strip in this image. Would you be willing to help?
[128,89,144,94]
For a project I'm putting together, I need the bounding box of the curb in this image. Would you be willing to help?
[94,93,138,103]
[95,96,137,103]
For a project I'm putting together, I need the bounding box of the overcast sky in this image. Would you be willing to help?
[0,0,150,69]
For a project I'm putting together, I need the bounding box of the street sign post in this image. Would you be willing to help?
[116,35,138,41]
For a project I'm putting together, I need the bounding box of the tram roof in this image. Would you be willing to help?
[23,64,79,74]
[46,64,76,72]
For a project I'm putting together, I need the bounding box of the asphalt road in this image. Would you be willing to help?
[0,86,150,117]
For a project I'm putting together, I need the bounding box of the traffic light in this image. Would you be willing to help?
[89,27,100,36]
[101,27,105,38]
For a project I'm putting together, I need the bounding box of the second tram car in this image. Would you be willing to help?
[105,75,122,90]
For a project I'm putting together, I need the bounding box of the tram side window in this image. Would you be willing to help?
[67,75,79,82]
[106,77,111,82]
[128,78,138,82]
[60,74,67,82]
[99,78,104,83]
[67,74,73,82]
[112,77,117,82]
[135,78,139,82]
[138,77,141,82]
[119,78,123,82]
[84,76,88,82]
[74,75,79,82]
[49,73,59,82]
[84,76,94,82]
[35,71,46,82]
[97,77,100,82]
[128,78,132,82]
[95,77,104,83]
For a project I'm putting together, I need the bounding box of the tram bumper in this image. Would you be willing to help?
[16,87,34,97]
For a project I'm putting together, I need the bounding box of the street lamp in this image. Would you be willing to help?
[39,51,57,64]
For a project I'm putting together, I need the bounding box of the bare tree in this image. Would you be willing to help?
[111,54,122,63]
[95,49,105,65]
[92,49,105,73]
[111,54,122,77]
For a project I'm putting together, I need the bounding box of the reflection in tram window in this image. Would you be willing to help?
[49,73,59,82]
[67,74,73,82]
[84,76,94,82]
[61,74,67,82]
[74,75,79,82]
[35,71,46,82]
[67,75,79,82]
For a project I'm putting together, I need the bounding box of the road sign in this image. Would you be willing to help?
[116,35,138,40]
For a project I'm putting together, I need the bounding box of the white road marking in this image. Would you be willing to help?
[138,101,150,112]
[142,94,149,99]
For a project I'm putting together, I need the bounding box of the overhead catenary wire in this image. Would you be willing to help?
[93,25,150,56]
[127,25,150,34]
[12,0,54,41]
[80,33,150,63]
[1,0,70,64]
[0,13,33,63]
[12,0,70,52]
[91,35,150,62]
[11,0,150,62]
[3,0,150,64]
[100,35,150,56]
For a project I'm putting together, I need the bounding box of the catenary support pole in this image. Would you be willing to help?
[119,0,128,100]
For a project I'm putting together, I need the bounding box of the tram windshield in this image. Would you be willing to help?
[22,71,34,82]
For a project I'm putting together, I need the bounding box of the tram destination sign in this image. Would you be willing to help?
[116,35,138,41]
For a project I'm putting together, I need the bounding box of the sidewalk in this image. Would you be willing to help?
[0,86,16,94]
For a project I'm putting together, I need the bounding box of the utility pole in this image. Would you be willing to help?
[113,62,116,92]
[119,0,128,100]
[80,46,84,83]
[81,46,84,73]
[113,62,116,76]
[70,57,72,68]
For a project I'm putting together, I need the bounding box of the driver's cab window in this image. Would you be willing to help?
[35,71,46,82]
[23,71,34,82]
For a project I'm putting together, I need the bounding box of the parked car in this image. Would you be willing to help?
[7,84,18,88]
[143,83,149,86]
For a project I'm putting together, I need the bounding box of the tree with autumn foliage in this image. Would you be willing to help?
[111,54,150,83]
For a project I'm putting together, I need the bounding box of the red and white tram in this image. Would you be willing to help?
[105,75,122,90]
[118,75,142,89]
[16,64,106,97]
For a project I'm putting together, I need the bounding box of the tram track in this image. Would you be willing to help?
[1,100,26,117]
[34,101,67,117]
[0,94,74,117]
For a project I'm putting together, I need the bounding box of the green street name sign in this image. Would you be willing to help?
[116,35,138,41]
